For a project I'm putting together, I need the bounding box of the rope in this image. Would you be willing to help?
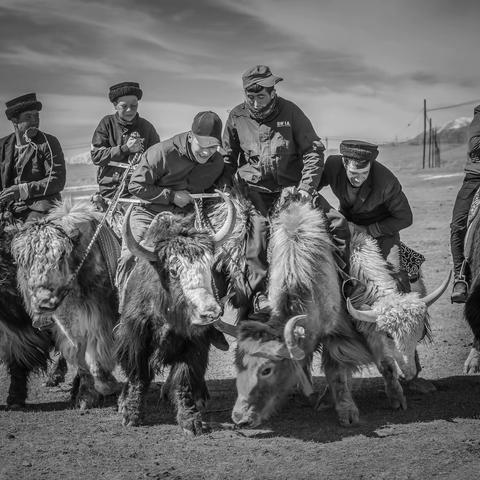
[57,151,141,304]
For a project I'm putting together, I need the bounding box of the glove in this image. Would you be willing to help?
[173,190,192,208]
[0,185,21,206]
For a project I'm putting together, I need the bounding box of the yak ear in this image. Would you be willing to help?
[250,340,290,360]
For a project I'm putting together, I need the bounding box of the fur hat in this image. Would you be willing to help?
[340,140,379,168]
[5,93,42,121]
[108,82,143,103]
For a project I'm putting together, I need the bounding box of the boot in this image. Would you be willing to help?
[451,277,468,304]
[209,328,229,351]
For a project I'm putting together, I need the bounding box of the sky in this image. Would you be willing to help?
[0,0,479,158]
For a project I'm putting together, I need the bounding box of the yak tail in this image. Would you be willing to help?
[465,280,480,341]
[115,314,154,382]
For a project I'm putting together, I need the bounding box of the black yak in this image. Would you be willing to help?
[116,192,235,435]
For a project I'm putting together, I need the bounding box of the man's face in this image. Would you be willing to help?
[343,158,371,188]
[190,134,219,164]
[15,110,40,137]
[114,95,139,122]
[244,88,275,112]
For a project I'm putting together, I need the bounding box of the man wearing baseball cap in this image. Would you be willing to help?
[116,111,229,350]
[0,92,66,222]
[319,140,414,288]
[91,81,160,201]
[220,64,327,315]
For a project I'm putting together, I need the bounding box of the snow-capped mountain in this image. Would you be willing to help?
[410,116,472,144]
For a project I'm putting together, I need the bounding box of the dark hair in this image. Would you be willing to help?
[245,84,275,94]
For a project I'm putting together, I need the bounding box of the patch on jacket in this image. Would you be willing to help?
[276,121,291,128]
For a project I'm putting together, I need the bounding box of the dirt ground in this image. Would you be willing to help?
[1,144,479,480]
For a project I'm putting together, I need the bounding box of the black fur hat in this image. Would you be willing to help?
[340,140,379,167]
[5,93,42,121]
[108,82,143,103]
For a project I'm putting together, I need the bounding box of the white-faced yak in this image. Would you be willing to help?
[116,192,235,435]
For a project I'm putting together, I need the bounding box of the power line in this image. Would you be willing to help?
[428,98,480,113]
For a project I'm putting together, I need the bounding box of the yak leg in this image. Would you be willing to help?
[120,377,152,427]
[44,353,68,387]
[165,341,210,436]
[71,340,101,410]
[6,361,29,409]
[368,334,407,410]
[464,337,480,374]
[322,348,359,427]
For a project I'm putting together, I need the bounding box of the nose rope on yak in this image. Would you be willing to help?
[58,152,142,306]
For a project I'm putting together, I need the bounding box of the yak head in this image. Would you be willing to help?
[123,191,235,326]
[229,315,314,428]
[11,201,107,325]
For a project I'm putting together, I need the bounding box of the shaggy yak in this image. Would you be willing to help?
[230,196,450,428]
[116,191,235,435]
[0,223,50,408]
[463,197,480,374]
[11,201,121,409]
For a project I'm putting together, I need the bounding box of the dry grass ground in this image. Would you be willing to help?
[1,143,479,480]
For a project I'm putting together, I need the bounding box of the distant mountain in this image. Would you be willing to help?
[409,116,472,145]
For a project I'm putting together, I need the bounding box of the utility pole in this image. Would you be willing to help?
[428,118,432,168]
[422,99,427,169]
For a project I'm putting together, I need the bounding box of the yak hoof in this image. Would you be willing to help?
[122,413,142,427]
[179,412,207,436]
[464,348,480,374]
[337,403,360,427]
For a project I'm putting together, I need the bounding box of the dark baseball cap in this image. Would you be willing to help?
[191,111,222,147]
[242,65,283,90]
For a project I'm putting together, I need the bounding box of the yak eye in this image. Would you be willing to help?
[169,265,179,278]
[260,366,273,377]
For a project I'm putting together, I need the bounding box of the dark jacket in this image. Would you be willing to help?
[319,155,412,239]
[128,132,224,214]
[465,105,480,178]
[222,97,325,194]
[91,113,160,198]
[0,131,65,213]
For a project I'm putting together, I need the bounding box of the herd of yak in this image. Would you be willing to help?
[0,187,479,436]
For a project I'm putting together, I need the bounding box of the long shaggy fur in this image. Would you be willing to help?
[11,200,119,404]
[349,232,430,343]
[116,213,220,430]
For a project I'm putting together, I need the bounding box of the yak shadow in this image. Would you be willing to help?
[228,375,480,443]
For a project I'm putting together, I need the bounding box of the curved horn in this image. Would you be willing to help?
[212,190,236,247]
[213,319,238,338]
[123,204,157,262]
[420,270,452,307]
[346,298,378,323]
[283,314,308,360]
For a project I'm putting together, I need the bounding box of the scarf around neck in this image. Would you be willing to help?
[245,96,279,123]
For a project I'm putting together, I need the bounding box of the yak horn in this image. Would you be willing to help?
[213,319,238,338]
[123,204,157,262]
[283,314,308,361]
[212,190,236,247]
[420,270,452,307]
[346,298,378,323]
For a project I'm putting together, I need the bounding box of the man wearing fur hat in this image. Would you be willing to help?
[91,81,160,201]
[221,65,329,315]
[0,92,66,222]
[319,140,413,283]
